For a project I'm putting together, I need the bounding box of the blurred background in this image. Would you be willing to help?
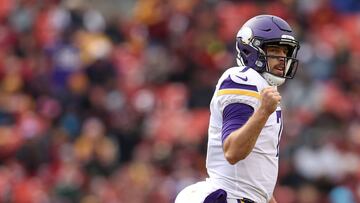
[0,0,359,202]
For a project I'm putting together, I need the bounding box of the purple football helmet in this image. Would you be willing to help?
[236,15,300,86]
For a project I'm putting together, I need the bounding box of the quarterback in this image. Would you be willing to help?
[175,15,300,203]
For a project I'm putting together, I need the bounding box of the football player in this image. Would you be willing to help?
[175,15,300,203]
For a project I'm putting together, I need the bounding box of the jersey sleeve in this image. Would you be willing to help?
[216,73,261,113]
[222,103,254,143]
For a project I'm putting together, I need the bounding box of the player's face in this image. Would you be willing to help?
[266,45,289,77]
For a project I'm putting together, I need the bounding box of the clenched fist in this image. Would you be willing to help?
[259,87,281,115]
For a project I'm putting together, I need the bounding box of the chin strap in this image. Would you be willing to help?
[262,72,286,86]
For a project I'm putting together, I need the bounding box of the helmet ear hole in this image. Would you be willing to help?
[243,49,250,56]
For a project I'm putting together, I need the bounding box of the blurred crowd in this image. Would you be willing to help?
[0,0,359,202]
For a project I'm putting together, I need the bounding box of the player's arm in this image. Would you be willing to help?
[223,87,280,164]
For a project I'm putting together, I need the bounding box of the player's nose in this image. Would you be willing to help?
[279,55,285,62]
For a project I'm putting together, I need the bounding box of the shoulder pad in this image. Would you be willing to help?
[215,67,261,109]
[217,75,260,100]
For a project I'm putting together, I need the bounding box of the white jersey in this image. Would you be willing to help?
[206,66,283,203]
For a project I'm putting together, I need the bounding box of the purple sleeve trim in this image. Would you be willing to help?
[221,103,254,143]
[219,76,258,92]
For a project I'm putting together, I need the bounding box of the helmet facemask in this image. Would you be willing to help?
[262,39,300,79]
[236,36,300,86]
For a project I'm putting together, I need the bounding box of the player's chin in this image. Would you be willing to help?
[272,70,283,77]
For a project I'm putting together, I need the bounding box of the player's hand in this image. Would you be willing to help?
[259,87,281,115]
